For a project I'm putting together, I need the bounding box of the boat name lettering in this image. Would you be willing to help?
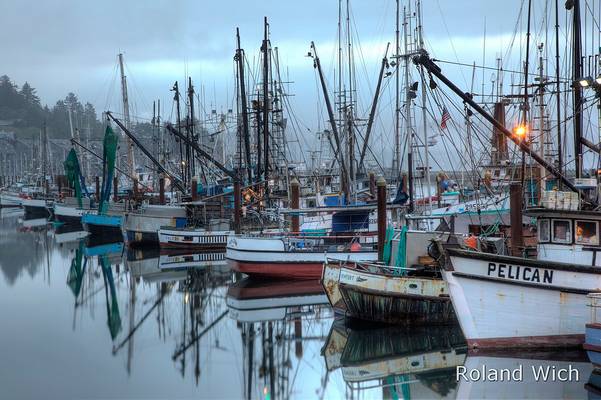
[487,262,553,284]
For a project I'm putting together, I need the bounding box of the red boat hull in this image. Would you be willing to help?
[229,260,324,279]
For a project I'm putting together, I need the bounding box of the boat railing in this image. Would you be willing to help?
[325,257,417,272]
[588,293,601,324]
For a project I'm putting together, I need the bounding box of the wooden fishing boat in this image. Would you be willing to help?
[322,228,456,324]
[584,293,601,369]
[439,206,601,349]
[323,260,454,325]
[226,232,378,279]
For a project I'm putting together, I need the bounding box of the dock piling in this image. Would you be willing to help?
[510,182,524,256]
[159,176,165,205]
[290,178,300,233]
[377,177,387,261]
[234,180,241,234]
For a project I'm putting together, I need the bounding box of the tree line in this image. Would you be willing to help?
[0,75,104,139]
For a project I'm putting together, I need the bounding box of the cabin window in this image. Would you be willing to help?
[551,219,571,244]
[538,219,550,242]
[575,220,599,246]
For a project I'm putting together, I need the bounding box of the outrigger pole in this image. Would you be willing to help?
[413,51,590,202]
[106,111,186,192]
[164,123,239,183]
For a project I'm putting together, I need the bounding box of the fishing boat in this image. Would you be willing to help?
[124,204,187,246]
[227,231,378,279]
[322,249,454,324]
[439,202,601,349]
[0,189,23,207]
[22,197,52,218]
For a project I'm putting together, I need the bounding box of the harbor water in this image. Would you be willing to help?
[0,208,597,399]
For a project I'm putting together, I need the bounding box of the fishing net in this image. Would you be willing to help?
[64,148,84,207]
[99,125,119,214]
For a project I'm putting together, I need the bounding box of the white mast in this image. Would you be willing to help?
[118,53,135,180]
[416,0,432,215]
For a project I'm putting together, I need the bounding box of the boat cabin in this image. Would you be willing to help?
[527,208,601,265]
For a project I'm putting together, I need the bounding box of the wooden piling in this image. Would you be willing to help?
[191,178,198,201]
[377,177,387,261]
[95,176,100,202]
[233,180,241,234]
[369,172,376,198]
[133,178,139,199]
[290,178,300,233]
[159,176,165,205]
[113,177,119,202]
[510,182,523,256]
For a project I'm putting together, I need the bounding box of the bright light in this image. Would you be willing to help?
[181,161,186,166]
[514,125,528,139]
[579,77,593,87]
[596,75,601,85]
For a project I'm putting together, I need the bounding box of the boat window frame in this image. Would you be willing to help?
[551,219,572,244]
[575,219,599,246]
[538,218,550,243]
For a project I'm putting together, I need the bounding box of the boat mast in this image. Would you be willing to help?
[188,77,196,181]
[555,0,563,188]
[262,17,270,195]
[346,0,355,198]
[118,53,135,181]
[172,81,185,187]
[571,0,583,178]
[417,0,432,213]
[236,28,252,183]
[311,42,350,201]
[394,0,400,181]
[403,5,414,212]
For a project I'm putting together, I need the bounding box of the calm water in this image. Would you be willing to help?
[0,208,597,399]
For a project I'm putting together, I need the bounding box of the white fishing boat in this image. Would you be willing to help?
[0,190,23,207]
[440,206,601,349]
[227,233,378,279]
[22,197,52,218]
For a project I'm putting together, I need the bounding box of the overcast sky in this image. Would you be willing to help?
[5,0,591,170]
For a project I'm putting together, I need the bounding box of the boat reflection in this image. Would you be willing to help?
[322,320,466,399]
[227,277,333,399]
[227,277,328,323]
[0,212,53,285]
[66,241,231,383]
[458,351,591,399]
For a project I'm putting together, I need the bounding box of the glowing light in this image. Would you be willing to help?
[579,77,593,87]
[514,125,528,139]
[596,75,601,85]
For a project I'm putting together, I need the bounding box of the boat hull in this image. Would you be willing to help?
[227,235,378,279]
[0,193,22,207]
[82,213,124,241]
[159,227,231,250]
[444,248,601,349]
[125,210,187,246]
[322,262,454,324]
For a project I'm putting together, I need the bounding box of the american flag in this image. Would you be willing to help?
[440,107,451,129]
